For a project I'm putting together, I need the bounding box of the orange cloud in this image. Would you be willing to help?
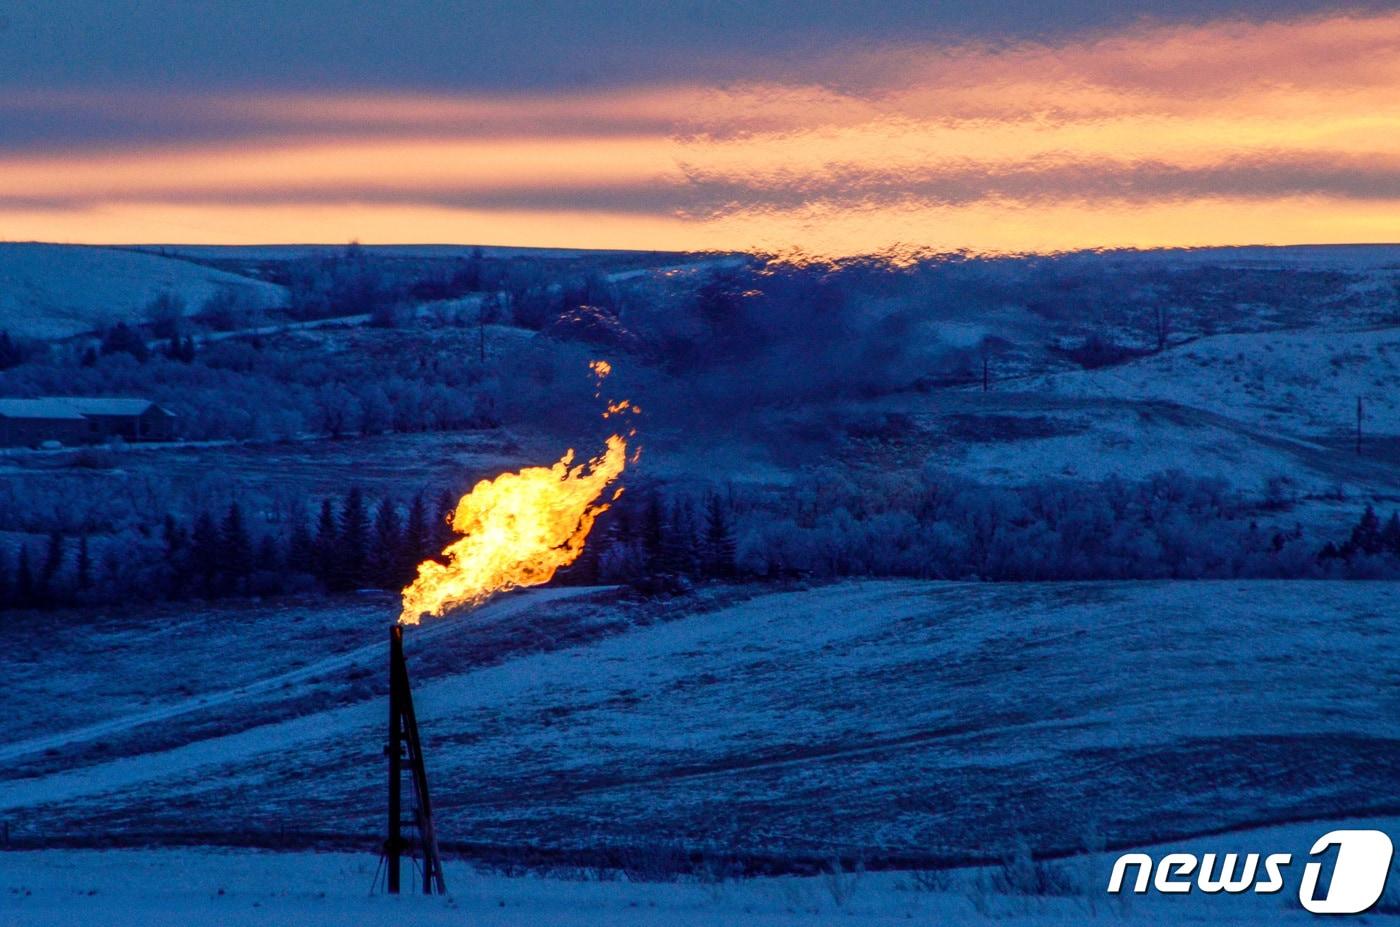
[2,10,1398,254]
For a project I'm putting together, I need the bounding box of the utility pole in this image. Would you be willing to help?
[1356,396,1364,455]
[478,307,486,364]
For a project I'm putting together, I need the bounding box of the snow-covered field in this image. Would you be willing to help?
[4,582,1394,862]
[3,817,1396,925]
[0,243,284,339]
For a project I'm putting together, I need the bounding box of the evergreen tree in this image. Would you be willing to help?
[190,510,221,596]
[76,534,93,592]
[163,514,191,598]
[703,492,737,577]
[611,502,634,547]
[221,502,254,590]
[313,498,339,586]
[373,496,403,588]
[1347,504,1383,557]
[99,322,150,362]
[39,530,65,604]
[1382,511,1400,557]
[662,497,697,575]
[338,487,370,590]
[402,492,431,578]
[100,549,125,600]
[0,331,24,370]
[286,510,315,576]
[15,545,34,607]
[643,491,666,569]
[161,331,196,363]
[255,534,281,574]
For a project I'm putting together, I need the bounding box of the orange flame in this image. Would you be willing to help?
[398,360,634,624]
[398,435,627,624]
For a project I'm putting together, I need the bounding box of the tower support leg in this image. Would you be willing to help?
[385,624,446,894]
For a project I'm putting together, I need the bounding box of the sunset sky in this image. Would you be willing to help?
[3,1,1399,255]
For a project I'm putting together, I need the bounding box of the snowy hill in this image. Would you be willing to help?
[4,581,1394,867]
[1031,327,1400,439]
[0,243,284,339]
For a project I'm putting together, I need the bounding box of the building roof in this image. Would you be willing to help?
[64,397,164,416]
[0,397,173,419]
[0,399,87,420]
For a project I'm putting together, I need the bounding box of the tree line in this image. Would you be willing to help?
[734,470,1400,583]
[2,474,1393,612]
[1317,504,1400,575]
[0,485,740,611]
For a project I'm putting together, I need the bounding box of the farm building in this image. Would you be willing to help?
[0,397,176,447]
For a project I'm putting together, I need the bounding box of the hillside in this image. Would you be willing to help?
[0,243,284,339]
[4,580,1394,865]
[1029,326,1399,436]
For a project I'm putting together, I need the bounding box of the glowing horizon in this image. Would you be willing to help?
[3,10,1399,256]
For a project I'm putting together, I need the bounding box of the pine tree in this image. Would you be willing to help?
[662,497,697,576]
[373,496,403,588]
[1347,504,1383,557]
[255,534,281,573]
[314,498,339,586]
[286,512,315,576]
[100,549,124,600]
[402,492,431,579]
[0,331,24,370]
[163,514,190,598]
[99,322,150,362]
[190,510,221,596]
[222,502,253,590]
[703,493,737,577]
[76,534,93,592]
[612,502,634,546]
[15,545,35,607]
[1382,511,1400,557]
[570,509,603,585]
[643,491,666,570]
[338,487,370,590]
[39,530,65,605]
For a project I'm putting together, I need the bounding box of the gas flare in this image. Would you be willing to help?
[398,361,633,624]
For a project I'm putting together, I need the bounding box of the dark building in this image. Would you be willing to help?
[0,397,177,448]
[0,400,89,448]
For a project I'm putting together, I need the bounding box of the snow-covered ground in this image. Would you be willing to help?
[1032,327,1400,439]
[0,243,284,339]
[3,815,1396,925]
[838,386,1398,540]
[3,582,1394,865]
[155,244,681,261]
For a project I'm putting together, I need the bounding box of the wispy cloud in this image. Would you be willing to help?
[2,10,1398,252]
